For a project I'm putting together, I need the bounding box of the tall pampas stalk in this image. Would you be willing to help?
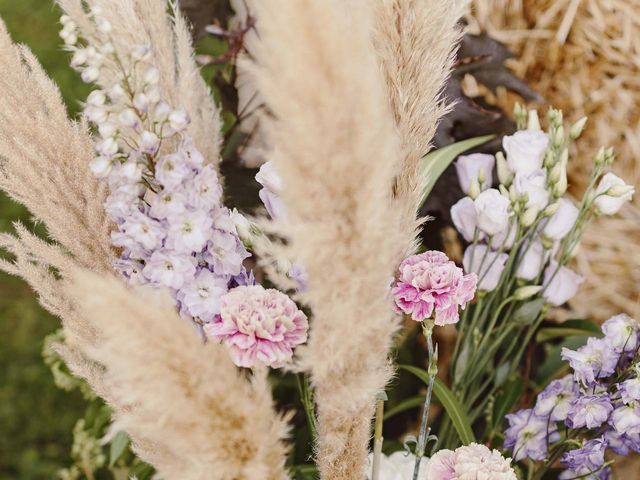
[64,271,290,480]
[246,1,406,477]
[372,0,465,257]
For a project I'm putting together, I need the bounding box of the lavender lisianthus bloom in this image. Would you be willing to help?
[601,313,639,353]
[566,394,613,429]
[504,409,558,461]
[609,403,640,435]
[255,160,287,219]
[534,374,578,422]
[561,337,619,386]
[560,437,607,478]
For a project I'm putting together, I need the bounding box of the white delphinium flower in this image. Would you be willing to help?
[143,250,197,290]
[177,269,229,322]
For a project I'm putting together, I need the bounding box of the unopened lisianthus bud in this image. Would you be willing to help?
[71,48,89,67]
[553,126,564,148]
[527,110,541,131]
[595,146,607,166]
[542,201,560,217]
[520,206,539,227]
[496,151,513,186]
[468,176,481,199]
[569,117,588,140]
[514,285,543,300]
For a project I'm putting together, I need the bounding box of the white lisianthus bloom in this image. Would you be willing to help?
[503,130,549,175]
[463,244,508,291]
[426,443,517,480]
[513,169,549,210]
[454,153,495,193]
[474,188,511,236]
[593,173,635,215]
[366,451,427,480]
[516,240,548,281]
[451,196,480,242]
[543,198,579,241]
[491,220,516,249]
[543,262,585,306]
[256,161,287,219]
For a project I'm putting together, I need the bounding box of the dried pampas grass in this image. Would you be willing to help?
[372,0,465,257]
[468,0,640,319]
[245,0,460,476]
[56,0,222,166]
[65,271,291,480]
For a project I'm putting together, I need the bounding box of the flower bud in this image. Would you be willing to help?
[607,184,635,197]
[81,66,100,83]
[139,131,160,155]
[499,184,509,197]
[169,109,191,132]
[230,209,254,247]
[133,92,150,112]
[520,205,539,227]
[543,149,556,168]
[547,108,563,127]
[554,166,568,196]
[153,101,171,123]
[553,125,564,148]
[87,90,106,106]
[96,137,118,157]
[119,109,141,130]
[508,184,519,204]
[144,67,160,86]
[595,146,607,166]
[514,285,543,300]
[569,116,588,140]
[567,242,580,259]
[527,109,541,131]
[468,177,481,200]
[542,201,560,217]
[109,84,126,103]
[98,121,117,138]
[84,105,108,124]
[70,48,89,67]
[593,173,635,215]
[496,151,513,186]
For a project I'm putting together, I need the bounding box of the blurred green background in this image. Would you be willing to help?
[0,1,89,478]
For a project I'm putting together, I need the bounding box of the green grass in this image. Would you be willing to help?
[0,1,87,478]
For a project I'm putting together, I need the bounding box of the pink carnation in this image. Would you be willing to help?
[426,443,517,479]
[204,285,308,368]
[392,251,477,325]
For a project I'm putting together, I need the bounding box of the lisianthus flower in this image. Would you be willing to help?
[454,153,495,193]
[463,244,508,292]
[392,251,477,325]
[593,172,634,215]
[543,263,584,306]
[205,285,308,368]
[502,130,549,175]
[426,443,517,479]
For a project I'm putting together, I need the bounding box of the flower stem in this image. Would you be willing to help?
[413,320,437,480]
[371,398,385,480]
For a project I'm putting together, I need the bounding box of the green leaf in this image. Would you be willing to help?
[494,361,510,387]
[453,343,471,384]
[491,377,523,431]
[399,365,475,445]
[109,431,130,467]
[383,395,427,421]
[291,464,318,479]
[419,135,495,207]
[512,298,545,325]
[536,319,601,343]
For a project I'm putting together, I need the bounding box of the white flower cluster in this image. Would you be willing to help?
[60,10,250,328]
[451,108,634,306]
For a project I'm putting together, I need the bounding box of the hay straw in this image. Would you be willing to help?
[468,0,640,319]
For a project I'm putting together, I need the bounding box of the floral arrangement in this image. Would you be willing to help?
[0,1,637,480]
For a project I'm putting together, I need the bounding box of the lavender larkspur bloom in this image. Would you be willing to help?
[619,378,640,404]
[561,337,619,386]
[204,285,308,368]
[392,251,477,325]
[560,438,608,480]
[566,394,613,429]
[504,409,558,461]
[609,403,640,435]
[534,374,578,422]
[601,313,639,353]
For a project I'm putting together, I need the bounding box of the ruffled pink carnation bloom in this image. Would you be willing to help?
[392,251,477,325]
[204,285,308,368]
[426,443,517,480]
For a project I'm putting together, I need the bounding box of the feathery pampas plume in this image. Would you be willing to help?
[56,0,222,167]
[372,0,465,257]
[247,1,409,477]
[65,270,291,480]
